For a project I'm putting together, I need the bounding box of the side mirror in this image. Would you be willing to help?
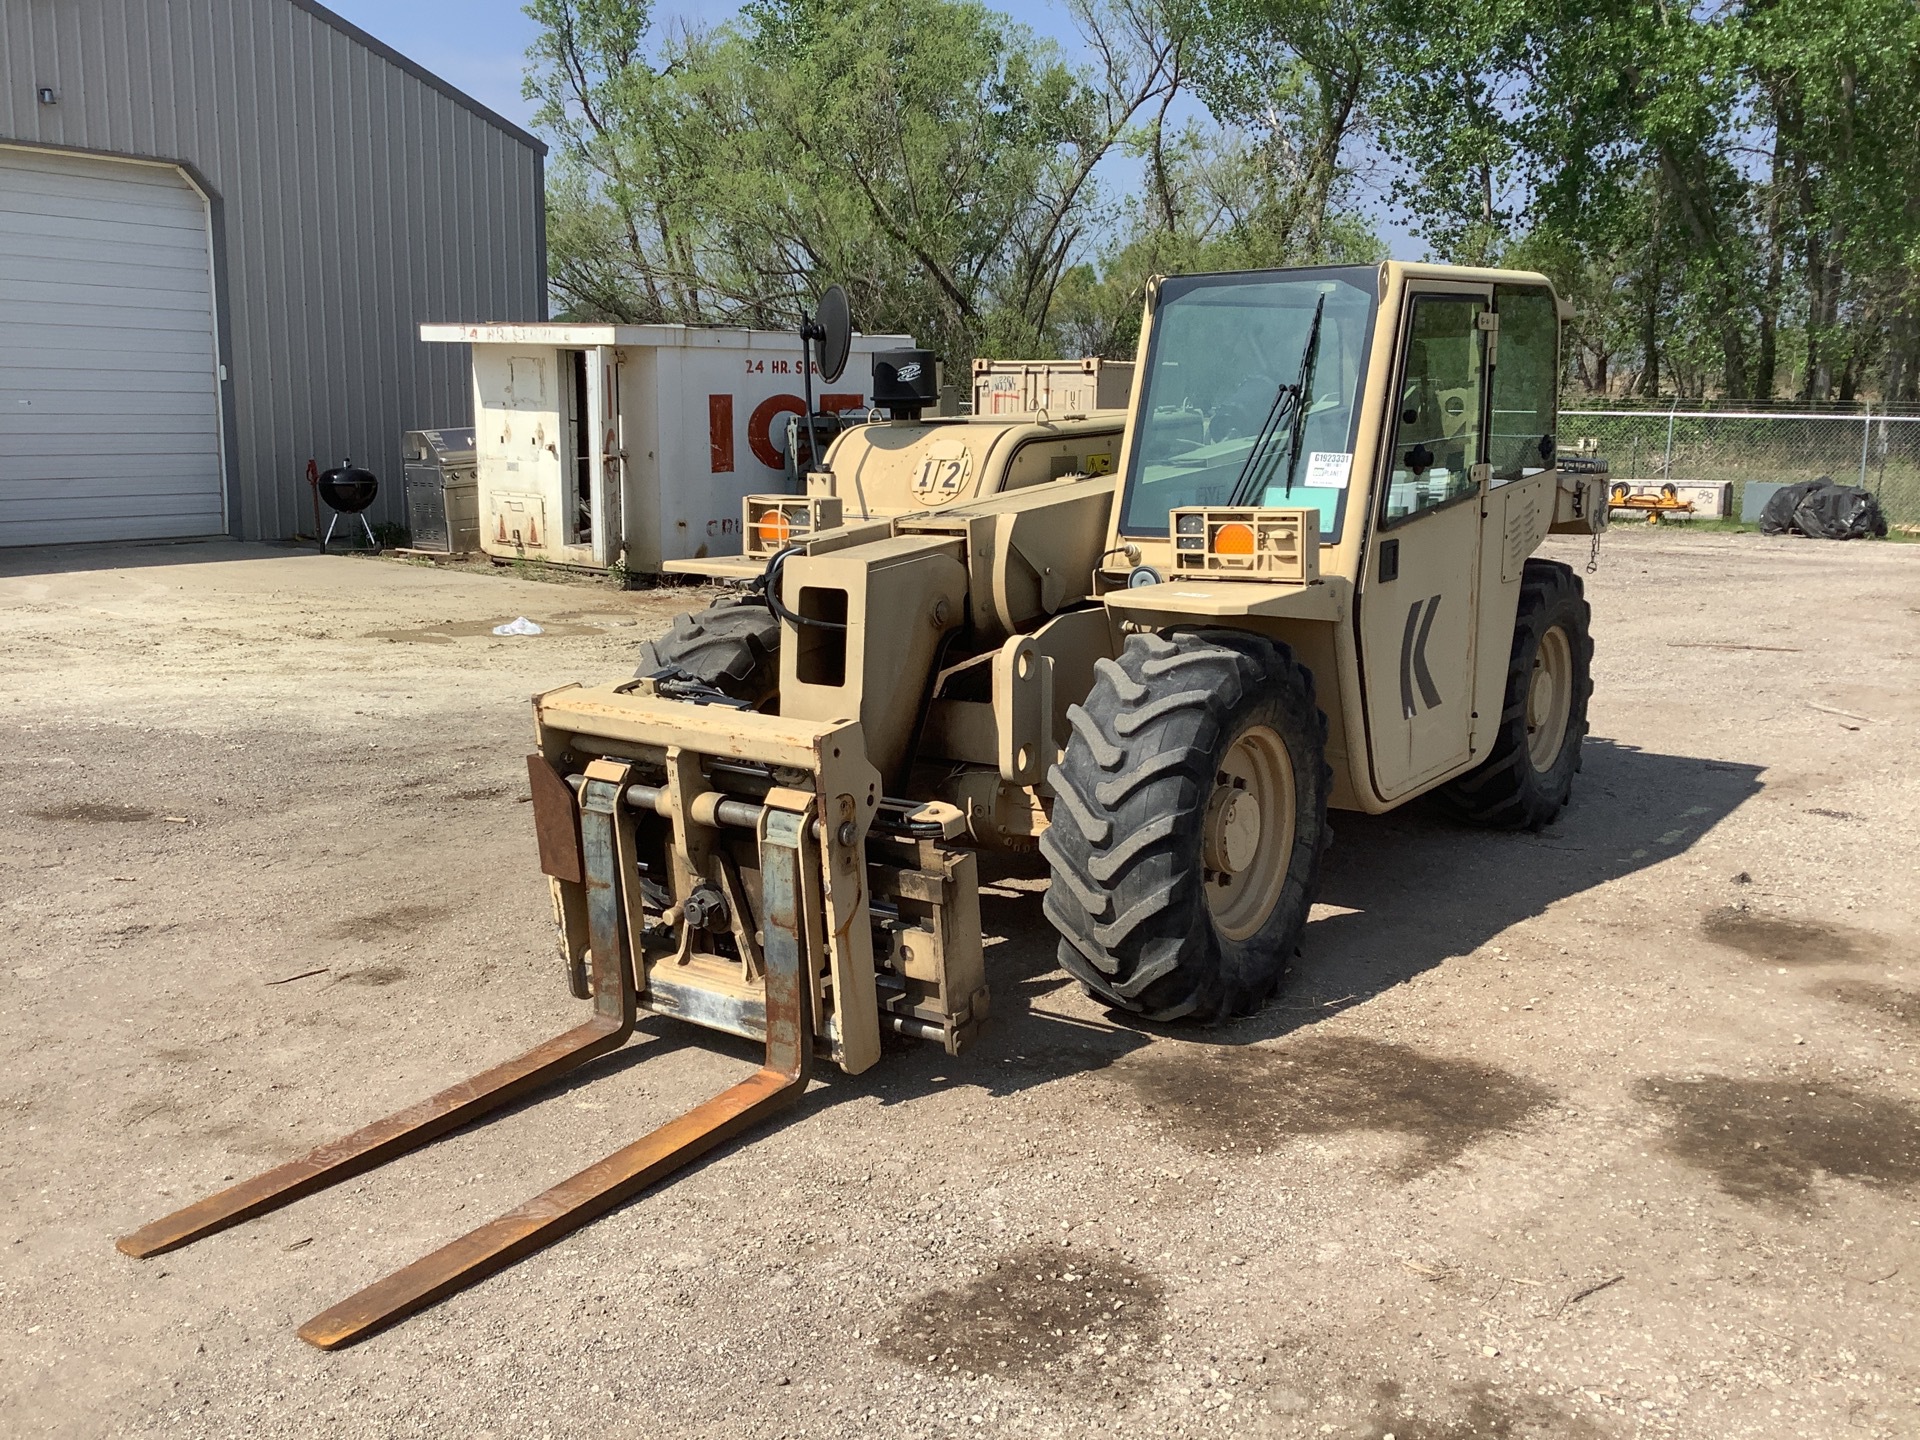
[814,284,852,384]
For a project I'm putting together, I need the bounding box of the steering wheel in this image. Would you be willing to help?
[1210,373,1278,442]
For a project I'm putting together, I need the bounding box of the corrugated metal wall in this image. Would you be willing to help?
[0,0,546,540]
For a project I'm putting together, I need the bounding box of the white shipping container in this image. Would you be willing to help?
[971,357,1134,417]
[421,323,912,571]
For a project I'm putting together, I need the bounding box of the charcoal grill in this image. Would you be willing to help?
[318,460,380,550]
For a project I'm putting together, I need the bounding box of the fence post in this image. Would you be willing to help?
[1859,403,1872,487]
[1664,397,1679,479]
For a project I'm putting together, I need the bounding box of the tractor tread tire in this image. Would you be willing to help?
[634,597,782,708]
[1436,558,1593,831]
[1040,630,1331,1024]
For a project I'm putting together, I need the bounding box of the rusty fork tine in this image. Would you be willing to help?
[118,762,640,1263]
[114,1017,631,1260]
[295,803,817,1350]
[298,1057,807,1349]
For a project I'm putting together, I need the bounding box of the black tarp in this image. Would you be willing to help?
[1759,476,1889,540]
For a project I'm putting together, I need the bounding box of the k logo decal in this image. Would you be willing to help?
[1400,595,1443,718]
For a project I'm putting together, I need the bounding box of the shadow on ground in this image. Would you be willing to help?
[94,732,1767,1288]
[0,538,305,577]
[838,737,1768,1101]
[530,737,1766,1269]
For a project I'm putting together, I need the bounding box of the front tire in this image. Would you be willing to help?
[1437,558,1593,830]
[634,596,782,709]
[1040,631,1332,1023]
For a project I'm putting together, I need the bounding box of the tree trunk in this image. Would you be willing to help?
[1809,234,1846,402]
[1754,123,1787,399]
[1654,147,1749,397]
[1888,308,1920,403]
[1637,278,1661,397]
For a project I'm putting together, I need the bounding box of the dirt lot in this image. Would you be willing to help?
[1,531,1917,1440]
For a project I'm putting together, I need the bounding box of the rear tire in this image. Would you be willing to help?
[634,596,782,709]
[1040,630,1332,1023]
[1437,558,1592,830]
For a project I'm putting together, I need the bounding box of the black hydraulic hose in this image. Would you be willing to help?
[760,545,847,630]
[896,624,961,795]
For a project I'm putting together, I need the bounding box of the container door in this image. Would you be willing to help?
[587,345,624,567]
[1359,284,1493,800]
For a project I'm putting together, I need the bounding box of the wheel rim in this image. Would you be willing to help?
[1526,625,1574,772]
[1203,724,1295,942]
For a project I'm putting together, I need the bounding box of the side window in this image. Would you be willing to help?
[1489,286,1559,484]
[1383,295,1486,523]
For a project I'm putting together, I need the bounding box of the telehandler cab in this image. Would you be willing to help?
[121,262,1608,1347]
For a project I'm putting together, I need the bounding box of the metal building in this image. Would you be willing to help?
[0,0,546,547]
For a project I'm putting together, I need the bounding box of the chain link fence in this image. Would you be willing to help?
[1558,401,1920,526]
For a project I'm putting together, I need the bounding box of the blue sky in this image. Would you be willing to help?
[324,0,1110,133]
[323,0,1417,258]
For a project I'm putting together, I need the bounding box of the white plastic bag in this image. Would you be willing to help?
[492,617,544,636]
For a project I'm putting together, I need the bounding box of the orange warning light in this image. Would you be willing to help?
[1213,521,1256,556]
[753,508,793,549]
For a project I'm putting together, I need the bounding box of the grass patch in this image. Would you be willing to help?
[1609,516,1918,542]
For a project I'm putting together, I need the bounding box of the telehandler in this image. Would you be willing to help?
[120,262,1608,1348]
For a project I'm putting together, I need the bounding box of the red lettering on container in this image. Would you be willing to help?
[748,393,807,471]
[709,394,735,473]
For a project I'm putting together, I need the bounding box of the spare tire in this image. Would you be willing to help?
[635,597,782,709]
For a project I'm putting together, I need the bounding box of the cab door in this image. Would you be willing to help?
[1359,283,1492,800]
[1468,283,1564,750]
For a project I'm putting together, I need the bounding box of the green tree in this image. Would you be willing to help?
[528,0,1918,398]
[1364,0,1920,400]
[525,0,1191,366]
[1043,0,1388,358]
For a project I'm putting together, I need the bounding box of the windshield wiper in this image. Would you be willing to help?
[1226,293,1327,508]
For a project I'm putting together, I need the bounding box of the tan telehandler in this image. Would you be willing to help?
[121,262,1608,1348]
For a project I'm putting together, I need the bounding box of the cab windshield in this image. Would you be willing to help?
[1118,267,1380,542]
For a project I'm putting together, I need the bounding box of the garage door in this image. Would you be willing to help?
[0,147,225,547]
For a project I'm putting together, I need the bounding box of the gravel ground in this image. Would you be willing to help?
[1,531,1916,1440]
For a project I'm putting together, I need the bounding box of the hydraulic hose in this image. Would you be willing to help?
[759,545,847,631]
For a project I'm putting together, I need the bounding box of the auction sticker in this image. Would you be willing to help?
[1303,451,1353,488]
